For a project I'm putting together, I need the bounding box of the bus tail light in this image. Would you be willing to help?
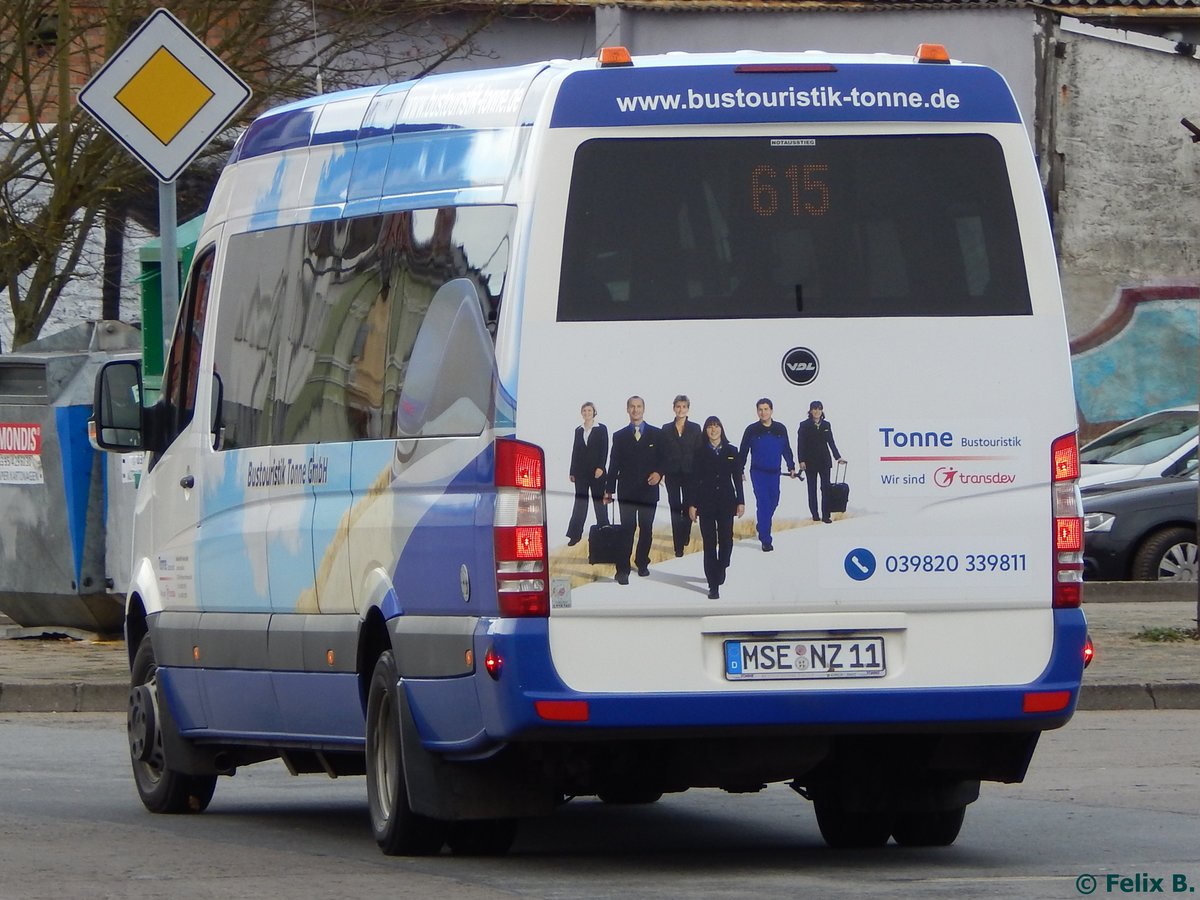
[1051,432,1083,609]
[494,439,549,617]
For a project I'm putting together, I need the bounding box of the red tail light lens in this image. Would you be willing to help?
[496,439,544,490]
[1051,432,1083,608]
[1053,435,1081,482]
[484,646,503,679]
[494,439,549,617]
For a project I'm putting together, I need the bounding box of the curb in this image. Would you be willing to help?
[1083,582,1198,604]
[4,681,1200,714]
[0,682,128,714]
[1078,682,1200,710]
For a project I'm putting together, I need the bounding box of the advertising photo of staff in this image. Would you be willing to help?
[553,392,853,601]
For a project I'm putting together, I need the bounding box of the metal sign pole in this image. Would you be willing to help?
[158,179,179,360]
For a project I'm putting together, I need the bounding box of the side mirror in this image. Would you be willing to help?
[90,359,145,451]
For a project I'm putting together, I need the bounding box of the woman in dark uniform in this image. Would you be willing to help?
[686,416,745,599]
[566,401,609,545]
[796,400,845,523]
[660,394,704,557]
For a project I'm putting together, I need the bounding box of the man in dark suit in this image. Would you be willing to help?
[604,396,663,584]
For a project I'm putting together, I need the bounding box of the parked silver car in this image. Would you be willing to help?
[1079,405,1198,489]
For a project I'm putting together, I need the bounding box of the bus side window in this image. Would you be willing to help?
[161,249,216,446]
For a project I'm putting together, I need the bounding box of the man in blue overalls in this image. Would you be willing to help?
[738,398,796,551]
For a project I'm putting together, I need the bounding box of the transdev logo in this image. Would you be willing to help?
[781,347,819,386]
[934,466,1016,488]
[0,423,41,454]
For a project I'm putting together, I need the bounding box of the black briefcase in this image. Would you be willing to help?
[827,460,850,514]
[588,522,632,565]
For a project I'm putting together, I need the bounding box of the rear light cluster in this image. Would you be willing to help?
[494,439,550,617]
[1051,432,1083,608]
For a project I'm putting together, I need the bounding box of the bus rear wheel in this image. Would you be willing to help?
[597,788,664,805]
[891,805,966,847]
[813,800,893,849]
[365,650,448,855]
[446,818,519,856]
[128,637,217,814]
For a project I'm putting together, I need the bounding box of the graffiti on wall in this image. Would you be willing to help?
[1070,285,1200,441]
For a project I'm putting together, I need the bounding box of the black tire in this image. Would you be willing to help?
[1131,527,1198,582]
[128,637,217,814]
[891,806,966,847]
[596,788,664,805]
[365,651,448,856]
[446,818,519,856]
[813,800,893,849]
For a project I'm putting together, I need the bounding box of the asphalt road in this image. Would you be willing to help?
[1,710,1196,900]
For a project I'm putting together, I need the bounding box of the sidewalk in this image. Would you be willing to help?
[0,585,1197,713]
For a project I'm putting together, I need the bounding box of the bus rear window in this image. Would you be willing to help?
[557,134,1031,321]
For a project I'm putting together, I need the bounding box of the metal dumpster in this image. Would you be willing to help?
[0,320,141,634]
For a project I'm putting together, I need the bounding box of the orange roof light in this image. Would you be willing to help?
[915,43,951,64]
[598,46,633,68]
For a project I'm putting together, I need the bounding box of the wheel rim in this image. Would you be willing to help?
[370,691,399,824]
[129,674,166,785]
[1158,541,1198,582]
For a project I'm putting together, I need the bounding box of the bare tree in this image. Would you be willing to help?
[1,0,508,351]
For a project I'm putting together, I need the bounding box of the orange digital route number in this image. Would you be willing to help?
[751,163,831,217]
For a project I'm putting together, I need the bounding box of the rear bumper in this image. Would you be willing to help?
[411,608,1089,750]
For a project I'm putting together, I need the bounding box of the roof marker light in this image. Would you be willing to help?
[915,43,951,64]
[598,46,633,68]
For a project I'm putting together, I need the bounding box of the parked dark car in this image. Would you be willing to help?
[1082,463,1198,582]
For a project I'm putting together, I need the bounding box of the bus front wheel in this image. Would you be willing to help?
[128,637,217,814]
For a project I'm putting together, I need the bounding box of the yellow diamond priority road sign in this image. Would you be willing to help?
[79,8,251,182]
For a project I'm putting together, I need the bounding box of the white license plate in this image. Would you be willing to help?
[724,636,886,680]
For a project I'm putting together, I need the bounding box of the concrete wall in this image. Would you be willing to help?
[1051,29,1200,335]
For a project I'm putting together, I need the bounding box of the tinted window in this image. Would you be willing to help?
[212,207,513,449]
[557,135,1031,321]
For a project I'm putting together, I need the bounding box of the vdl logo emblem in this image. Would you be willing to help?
[781,347,819,386]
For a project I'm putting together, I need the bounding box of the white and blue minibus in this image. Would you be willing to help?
[92,43,1088,854]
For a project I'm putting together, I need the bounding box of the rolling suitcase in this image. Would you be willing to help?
[827,460,850,514]
[588,506,633,565]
